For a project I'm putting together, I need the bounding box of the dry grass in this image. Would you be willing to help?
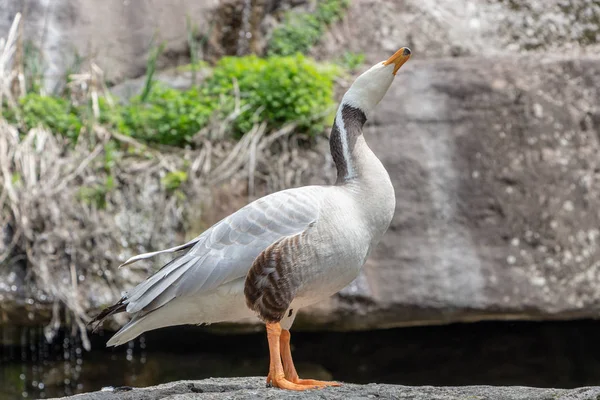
[0,14,332,347]
[0,13,22,116]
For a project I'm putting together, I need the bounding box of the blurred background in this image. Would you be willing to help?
[1,0,600,398]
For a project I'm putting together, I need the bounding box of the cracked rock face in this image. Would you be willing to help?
[0,0,222,91]
[54,377,600,400]
[315,0,600,63]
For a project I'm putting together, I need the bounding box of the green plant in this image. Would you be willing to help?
[10,93,83,140]
[4,52,339,147]
[97,96,124,126]
[185,14,214,86]
[23,41,44,93]
[62,51,85,97]
[115,85,214,146]
[268,0,350,56]
[103,140,118,172]
[141,42,166,102]
[186,16,207,86]
[268,13,323,57]
[316,0,350,24]
[77,175,115,209]
[11,173,22,186]
[205,54,339,136]
[339,51,365,71]
[161,170,188,191]
[107,55,339,144]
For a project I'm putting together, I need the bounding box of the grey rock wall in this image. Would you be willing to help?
[316,0,600,63]
[0,0,219,90]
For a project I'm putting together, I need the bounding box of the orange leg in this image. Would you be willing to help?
[280,329,341,387]
[265,323,318,390]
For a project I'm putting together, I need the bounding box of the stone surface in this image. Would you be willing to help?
[314,0,600,64]
[54,377,600,400]
[0,0,219,90]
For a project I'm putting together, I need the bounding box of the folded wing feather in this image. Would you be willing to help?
[120,186,325,315]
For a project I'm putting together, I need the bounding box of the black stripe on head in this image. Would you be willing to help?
[330,104,368,184]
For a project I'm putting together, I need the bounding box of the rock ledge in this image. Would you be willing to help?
[56,377,600,400]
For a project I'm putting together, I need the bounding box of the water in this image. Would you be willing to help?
[2,320,600,399]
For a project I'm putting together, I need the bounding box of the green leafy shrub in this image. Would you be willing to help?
[268,13,323,57]
[268,0,350,56]
[3,55,339,146]
[7,94,83,140]
[113,86,214,146]
[205,54,339,136]
[100,55,338,144]
[316,0,350,24]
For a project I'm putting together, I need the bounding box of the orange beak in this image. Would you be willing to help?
[383,47,411,75]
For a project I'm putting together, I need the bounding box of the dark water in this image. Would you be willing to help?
[1,320,600,399]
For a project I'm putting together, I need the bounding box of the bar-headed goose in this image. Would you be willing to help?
[92,47,412,390]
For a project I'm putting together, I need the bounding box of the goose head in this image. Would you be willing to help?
[341,47,411,118]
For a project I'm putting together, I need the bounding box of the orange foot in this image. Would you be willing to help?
[294,378,340,387]
[266,373,320,390]
[279,328,341,388]
[266,374,339,388]
[265,323,325,391]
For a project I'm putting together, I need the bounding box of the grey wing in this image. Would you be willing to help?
[121,186,326,314]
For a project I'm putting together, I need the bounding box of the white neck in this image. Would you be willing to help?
[330,61,396,184]
[330,102,396,238]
